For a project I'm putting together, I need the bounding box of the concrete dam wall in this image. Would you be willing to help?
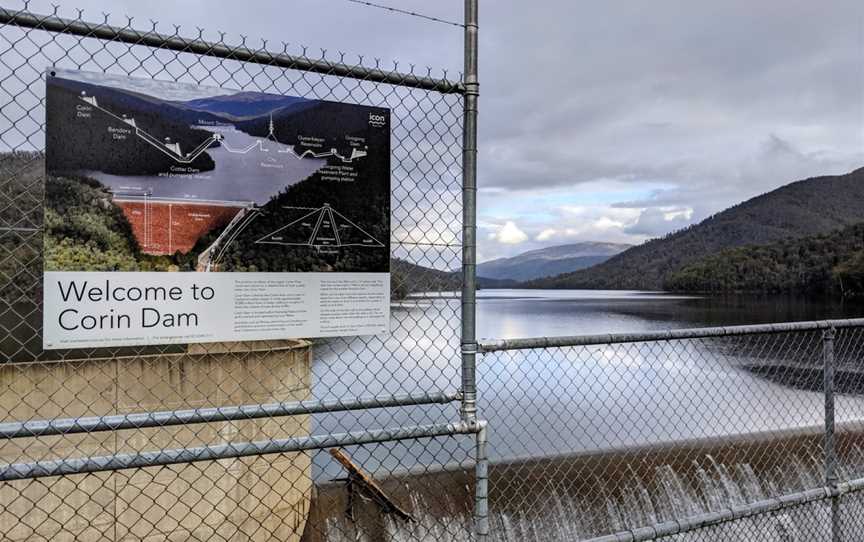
[115,198,245,256]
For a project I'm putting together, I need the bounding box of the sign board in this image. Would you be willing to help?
[43,69,390,349]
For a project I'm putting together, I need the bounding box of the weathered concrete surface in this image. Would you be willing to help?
[0,340,312,541]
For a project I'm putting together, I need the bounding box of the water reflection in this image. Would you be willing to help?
[311,290,864,478]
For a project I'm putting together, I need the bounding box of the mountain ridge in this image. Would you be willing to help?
[179,91,314,120]
[525,167,864,290]
[477,242,631,281]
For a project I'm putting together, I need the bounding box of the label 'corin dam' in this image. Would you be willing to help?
[53,279,213,331]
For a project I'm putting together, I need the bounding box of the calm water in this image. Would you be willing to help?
[84,126,326,204]
[312,290,864,474]
[310,290,864,540]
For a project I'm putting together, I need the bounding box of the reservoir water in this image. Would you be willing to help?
[309,289,864,541]
[84,127,326,204]
[313,289,864,470]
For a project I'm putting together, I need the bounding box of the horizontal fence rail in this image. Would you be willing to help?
[0,6,465,93]
[479,318,864,352]
[0,421,482,482]
[584,476,864,542]
[0,392,461,439]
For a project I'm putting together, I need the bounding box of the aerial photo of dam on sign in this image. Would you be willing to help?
[44,68,390,275]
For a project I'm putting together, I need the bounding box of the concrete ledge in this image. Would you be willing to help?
[0,340,313,542]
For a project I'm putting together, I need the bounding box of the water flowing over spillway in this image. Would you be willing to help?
[306,439,864,541]
[304,291,864,541]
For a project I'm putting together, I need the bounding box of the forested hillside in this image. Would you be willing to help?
[666,223,864,296]
[391,259,459,299]
[44,175,141,271]
[527,167,864,290]
[47,77,217,175]
[391,259,517,299]
[43,174,182,272]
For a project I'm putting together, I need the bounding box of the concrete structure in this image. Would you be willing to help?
[0,340,312,541]
[115,198,245,256]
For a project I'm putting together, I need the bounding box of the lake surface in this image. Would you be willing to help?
[85,126,326,204]
[311,290,864,477]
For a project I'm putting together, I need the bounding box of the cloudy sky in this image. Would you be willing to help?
[35,1,864,261]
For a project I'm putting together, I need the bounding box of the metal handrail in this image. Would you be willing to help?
[0,420,483,482]
[479,318,864,352]
[0,391,460,439]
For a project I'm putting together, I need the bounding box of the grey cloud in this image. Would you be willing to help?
[624,208,693,237]
[477,0,863,205]
[22,0,864,261]
[54,68,235,101]
[610,133,857,236]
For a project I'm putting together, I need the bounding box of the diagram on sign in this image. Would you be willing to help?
[218,116,369,163]
[78,92,368,165]
[46,68,390,276]
[256,204,385,249]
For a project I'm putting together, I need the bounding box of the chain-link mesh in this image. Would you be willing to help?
[5,4,864,542]
[649,495,851,542]
[479,328,864,541]
[0,3,475,541]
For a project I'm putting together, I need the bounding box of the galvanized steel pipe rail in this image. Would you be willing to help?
[0,392,460,439]
[0,421,482,482]
[459,0,480,424]
[0,6,464,94]
[479,318,864,352]
[459,2,487,540]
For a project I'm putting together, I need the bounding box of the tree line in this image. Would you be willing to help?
[666,222,864,297]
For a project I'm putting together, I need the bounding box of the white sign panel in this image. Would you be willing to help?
[44,69,390,349]
[43,272,388,349]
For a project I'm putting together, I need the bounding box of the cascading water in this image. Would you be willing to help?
[306,443,864,541]
[306,294,864,541]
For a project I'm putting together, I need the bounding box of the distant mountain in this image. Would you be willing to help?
[180,92,313,120]
[477,242,631,281]
[526,167,864,290]
[50,76,229,126]
[391,259,516,299]
[667,222,864,297]
[47,77,219,176]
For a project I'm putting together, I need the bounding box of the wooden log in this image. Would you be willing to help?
[329,448,414,522]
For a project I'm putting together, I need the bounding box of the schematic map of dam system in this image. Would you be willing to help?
[45,68,390,274]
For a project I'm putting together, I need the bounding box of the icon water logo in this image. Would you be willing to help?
[368,112,386,128]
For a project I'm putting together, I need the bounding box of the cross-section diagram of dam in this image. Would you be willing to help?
[255,204,385,248]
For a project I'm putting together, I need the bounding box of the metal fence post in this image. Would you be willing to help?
[475,420,490,541]
[460,0,479,423]
[461,1,487,540]
[824,326,840,542]
[0,5,480,540]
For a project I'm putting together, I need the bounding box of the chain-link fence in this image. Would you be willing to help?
[478,321,864,541]
[0,2,484,541]
[4,2,864,542]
